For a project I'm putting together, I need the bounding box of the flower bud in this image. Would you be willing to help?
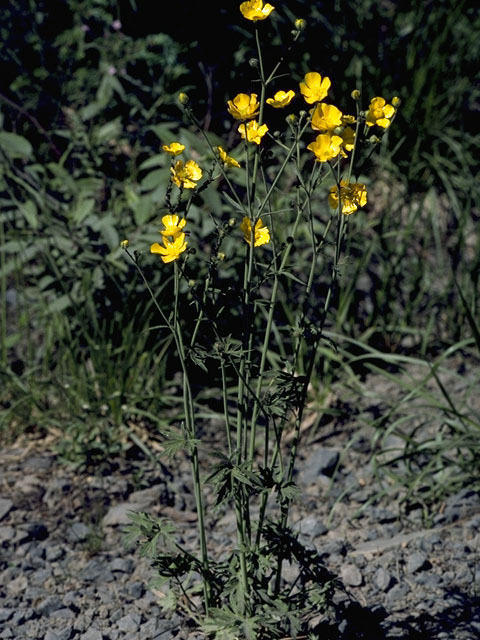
[249,58,259,68]
[333,126,344,136]
[351,89,361,100]
[369,135,381,144]
[120,239,129,249]
[228,218,236,227]
[178,92,189,105]
[286,113,298,125]
[392,96,401,107]
[188,279,196,288]
[217,252,226,261]
[294,18,306,30]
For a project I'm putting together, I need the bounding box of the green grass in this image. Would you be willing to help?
[0,0,478,514]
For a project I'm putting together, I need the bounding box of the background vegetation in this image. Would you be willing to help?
[1,0,479,508]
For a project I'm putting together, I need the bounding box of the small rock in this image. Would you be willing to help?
[341,564,363,587]
[117,612,142,633]
[0,628,14,639]
[111,557,133,573]
[13,475,44,496]
[46,545,66,562]
[45,630,72,640]
[301,448,340,484]
[128,485,166,507]
[374,567,393,591]
[127,581,145,599]
[68,522,91,543]
[37,595,64,616]
[0,525,14,543]
[80,629,103,640]
[384,583,410,609]
[322,538,346,557]
[80,558,114,582]
[0,499,13,521]
[414,573,442,588]
[0,609,13,624]
[6,574,28,595]
[406,551,429,573]
[102,502,145,526]
[297,515,327,538]
[51,608,76,620]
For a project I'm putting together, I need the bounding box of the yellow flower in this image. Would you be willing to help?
[299,72,331,104]
[240,0,275,21]
[341,114,356,125]
[217,146,241,168]
[170,159,202,189]
[120,239,129,249]
[328,181,367,215]
[151,233,188,263]
[311,103,343,132]
[238,120,269,145]
[227,93,260,120]
[266,90,295,108]
[160,214,187,239]
[240,217,270,247]
[307,133,343,162]
[340,126,355,154]
[366,97,395,128]
[162,142,185,156]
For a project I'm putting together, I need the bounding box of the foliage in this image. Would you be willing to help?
[120,3,397,636]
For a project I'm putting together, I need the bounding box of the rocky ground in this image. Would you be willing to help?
[1,356,480,639]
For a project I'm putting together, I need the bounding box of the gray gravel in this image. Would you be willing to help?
[1,425,479,640]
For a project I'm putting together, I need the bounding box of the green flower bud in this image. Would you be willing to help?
[392,96,401,107]
[178,92,189,105]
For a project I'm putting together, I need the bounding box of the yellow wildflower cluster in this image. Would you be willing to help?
[162,142,203,189]
[227,93,268,145]
[151,215,188,263]
[329,181,367,215]
[299,72,357,163]
[171,159,202,189]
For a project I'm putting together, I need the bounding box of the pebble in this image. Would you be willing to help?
[405,550,429,573]
[341,564,363,587]
[296,515,328,538]
[37,594,63,616]
[67,522,91,543]
[301,448,340,484]
[0,443,478,640]
[0,499,13,521]
[374,567,393,591]
[117,612,142,632]
[80,629,103,640]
